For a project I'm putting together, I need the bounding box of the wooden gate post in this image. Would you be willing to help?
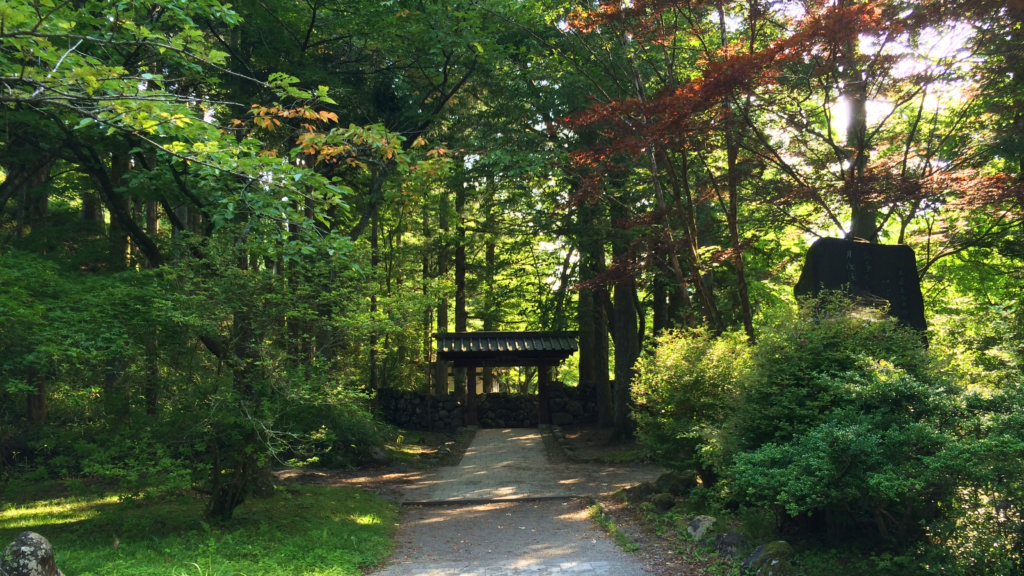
[466,364,479,425]
[537,363,551,426]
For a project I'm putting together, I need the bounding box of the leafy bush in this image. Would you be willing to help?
[727,295,931,453]
[634,294,1024,566]
[633,328,749,476]
[730,359,960,542]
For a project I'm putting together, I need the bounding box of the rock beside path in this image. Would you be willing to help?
[742,541,795,575]
[1,532,65,576]
[701,532,750,559]
[687,515,716,540]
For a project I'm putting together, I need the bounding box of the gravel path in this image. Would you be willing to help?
[399,429,661,503]
[371,428,658,576]
[373,499,649,576]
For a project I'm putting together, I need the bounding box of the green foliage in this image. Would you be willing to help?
[0,485,398,576]
[720,299,963,541]
[635,295,1024,571]
[587,502,639,552]
[729,296,932,453]
[633,328,749,472]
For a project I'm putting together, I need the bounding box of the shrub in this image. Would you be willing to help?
[633,328,749,476]
[730,359,960,542]
[727,295,931,453]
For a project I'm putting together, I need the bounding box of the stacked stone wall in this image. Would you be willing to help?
[478,393,538,428]
[378,388,464,431]
[378,382,597,430]
[547,382,597,427]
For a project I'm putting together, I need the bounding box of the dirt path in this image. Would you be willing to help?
[364,428,662,575]
[374,499,648,576]
[277,428,665,575]
[399,428,660,503]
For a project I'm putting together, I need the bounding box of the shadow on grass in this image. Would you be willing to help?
[1,483,399,576]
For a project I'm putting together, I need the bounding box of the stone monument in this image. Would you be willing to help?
[794,238,926,331]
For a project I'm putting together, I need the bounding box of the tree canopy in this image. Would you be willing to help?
[2,0,1024,570]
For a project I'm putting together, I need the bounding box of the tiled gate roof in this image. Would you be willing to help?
[435,331,578,366]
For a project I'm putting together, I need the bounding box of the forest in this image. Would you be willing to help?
[1,0,1023,574]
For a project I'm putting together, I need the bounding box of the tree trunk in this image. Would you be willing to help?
[454,181,467,403]
[369,205,379,395]
[652,273,669,335]
[108,152,131,268]
[434,191,450,394]
[206,236,262,521]
[25,367,47,424]
[842,0,875,242]
[610,279,639,443]
[578,202,613,427]
[718,5,755,343]
[422,200,433,393]
[104,358,130,424]
[81,193,102,226]
[483,180,498,392]
[663,152,718,331]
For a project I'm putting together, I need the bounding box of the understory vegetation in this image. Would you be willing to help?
[634,296,1024,574]
[2,0,1023,573]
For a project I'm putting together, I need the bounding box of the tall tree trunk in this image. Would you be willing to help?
[146,201,159,235]
[144,332,159,416]
[610,279,639,443]
[104,358,130,424]
[483,177,498,392]
[206,232,262,521]
[454,181,467,403]
[842,0,875,241]
[663,152,718,330]
[718,5,756,343]
[609,200,639,442]
[109,152,131,268]
[422,200,433,393]
[652,272,669,335]
[483,211,498,392]
[369,205,380,395]
[25,366,47,424]
[434,191,450,394]
[81,193,102,226]
[578,202,613,427]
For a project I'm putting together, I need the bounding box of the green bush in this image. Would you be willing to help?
[633,328,749,476]
[729,358,959,542]
[728,295,931,453]
[634,295,1024,564]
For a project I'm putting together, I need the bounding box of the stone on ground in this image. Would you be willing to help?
[702,532,750,559]
[687,515,716,540]
[623,481,656,503]
[743,541,795,576]
[1,532,65,576]
[651,492,675,511]
[654,470,697,496]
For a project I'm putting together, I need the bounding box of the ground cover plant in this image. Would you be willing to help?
[0,482,398,576]
[2,0,1023,572]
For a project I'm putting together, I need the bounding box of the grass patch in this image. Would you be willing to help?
[586,500,639,552]
[1,483,399,576]
[385,427,474,468]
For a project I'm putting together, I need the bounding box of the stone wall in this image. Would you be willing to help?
[378,382,597,430]
[547,382,597,427]
[478,393,538,428]
[378,388,464,431]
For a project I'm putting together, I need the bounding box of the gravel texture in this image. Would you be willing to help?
[372,499,650,576]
